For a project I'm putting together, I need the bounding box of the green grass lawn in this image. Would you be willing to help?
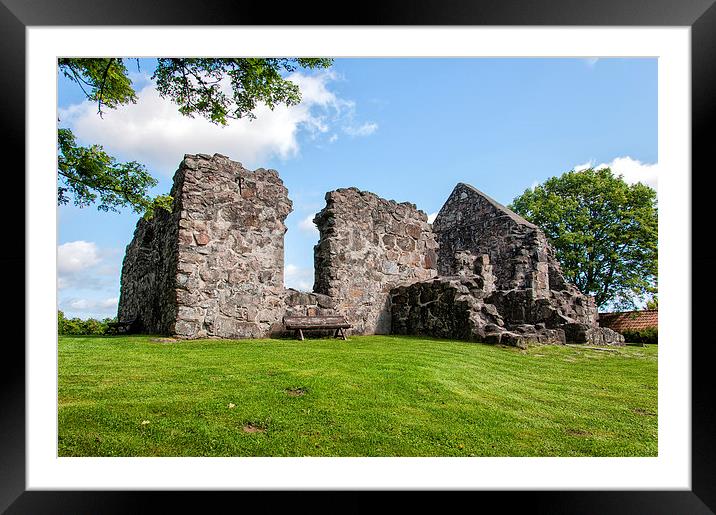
[58,335,657,457]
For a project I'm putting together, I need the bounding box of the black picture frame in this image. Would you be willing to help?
[2,0,712,512]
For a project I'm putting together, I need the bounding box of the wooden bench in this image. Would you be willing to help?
[107,319,138,334]
[283,315,352,341]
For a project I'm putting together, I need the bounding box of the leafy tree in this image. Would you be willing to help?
[57,127,172,217]
[58,310,117,335]
[621,327,658,345]
[58,57,333,216]
[59,58,138,116]
[151,58,332,124]
[509,167,657,309]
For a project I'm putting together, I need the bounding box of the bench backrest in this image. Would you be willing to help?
[283,315,349,328]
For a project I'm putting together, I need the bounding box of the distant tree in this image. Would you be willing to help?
[510,167,657,309]
[646,296,658,310]
[58,310,117,335]
[58,58,333,216]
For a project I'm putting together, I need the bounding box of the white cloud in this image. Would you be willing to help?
[596,156,658,191]
[427,212,438,224]
[573,156,658,191]
[58,241,100,274]
[57,241,121,290]
[573,161,594,172]
[289,70,348,111]
[57,242,123,318]
[298,214,319,235]
[344,122,378,137]
[60,297,118,316]
[284,263,314,292]
[127,69,153,90]
[59,70,371,175]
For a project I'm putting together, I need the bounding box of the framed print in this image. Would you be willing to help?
[3,0,714,512]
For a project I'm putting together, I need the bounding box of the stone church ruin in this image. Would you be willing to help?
[118,153,623,347]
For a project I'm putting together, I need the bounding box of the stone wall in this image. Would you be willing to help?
[117,204,180,334]
[119,157,624,347]
[313,187,437,334]
[283,289,336,318]
[392,182,624,346]
[174,154,292,338]
[118,153,293,338]
[432,183,590,317]
[433,183,567,295]
[391,276,504,342]
[390,276,620,348]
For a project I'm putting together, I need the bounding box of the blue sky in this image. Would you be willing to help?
[57,58,657,319]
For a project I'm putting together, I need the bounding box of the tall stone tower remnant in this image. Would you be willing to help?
[118,153,292,339]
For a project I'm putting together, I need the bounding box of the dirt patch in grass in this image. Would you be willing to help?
[150,338,179,344]
[565,344,620,353]
[285,387,307,397]
[243,423,266,433]
[633,408,657,417]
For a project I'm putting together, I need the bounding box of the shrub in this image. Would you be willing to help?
[58,310,116,335]
[620,327,658,344]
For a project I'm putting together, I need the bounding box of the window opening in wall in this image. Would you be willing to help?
[282,208,320,293]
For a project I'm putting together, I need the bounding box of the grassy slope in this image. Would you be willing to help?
[58,335,657,457]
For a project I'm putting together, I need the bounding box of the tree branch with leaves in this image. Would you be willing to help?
[509,167,657,309]
[57,57,333,216]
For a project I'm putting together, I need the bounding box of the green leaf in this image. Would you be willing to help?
[511,167,657,309]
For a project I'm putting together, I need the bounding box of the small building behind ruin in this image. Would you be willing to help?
[599,309,658,333]
[118,153,623,346]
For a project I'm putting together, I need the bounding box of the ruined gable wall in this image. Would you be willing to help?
[173,154,293,338]
[313,187,437,334]
[393,181,621,346]
[432,182,565,296]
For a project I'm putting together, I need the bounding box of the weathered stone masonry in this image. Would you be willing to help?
[119,154,623,346]
[119,153,292,338]
[390,183,623,346]
[434,183,560,294]
[313,188,437,334]
[117,200,180,335]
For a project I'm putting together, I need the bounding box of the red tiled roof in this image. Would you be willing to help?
[598,310,658,332]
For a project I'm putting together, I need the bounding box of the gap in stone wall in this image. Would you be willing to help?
[282,208,320,293]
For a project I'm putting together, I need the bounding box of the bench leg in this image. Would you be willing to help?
[339,328,347,341]
[297,329,304,341]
